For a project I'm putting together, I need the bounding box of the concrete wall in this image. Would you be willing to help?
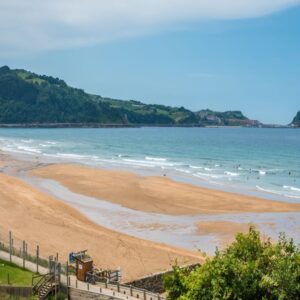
[68,287,120,300]
[127,263,201,293]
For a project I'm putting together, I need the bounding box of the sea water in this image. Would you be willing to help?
[0,127,299,202]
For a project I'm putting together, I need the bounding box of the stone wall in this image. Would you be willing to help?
[127,263,200,294]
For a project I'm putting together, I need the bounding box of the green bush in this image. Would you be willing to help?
[48,291,66,300]
[164,227,300,300]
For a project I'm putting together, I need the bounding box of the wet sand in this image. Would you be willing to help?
[31,164,300,215]
[0,172,203,282]
[197,221,253,247]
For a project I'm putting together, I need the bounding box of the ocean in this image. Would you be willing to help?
[0,127,299,202]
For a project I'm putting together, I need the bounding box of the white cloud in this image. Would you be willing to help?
[0,0,299,55]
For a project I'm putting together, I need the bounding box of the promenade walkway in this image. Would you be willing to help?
[0,250,163,300]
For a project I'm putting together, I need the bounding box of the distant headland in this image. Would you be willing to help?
[290,111,300,128]
[0,66,297,128]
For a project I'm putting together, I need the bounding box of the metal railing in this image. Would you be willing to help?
[68,275,164,300]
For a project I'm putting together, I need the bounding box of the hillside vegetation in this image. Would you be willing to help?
[0,66,259,126]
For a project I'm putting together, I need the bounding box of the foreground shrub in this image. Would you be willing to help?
[164,227,300,299]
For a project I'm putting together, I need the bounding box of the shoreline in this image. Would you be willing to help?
[1,146,299,205]
[1,148,300,217]
[30,163,300,216]
[0,123,296,129]
[1,128,299,204]
[0,151,300,256]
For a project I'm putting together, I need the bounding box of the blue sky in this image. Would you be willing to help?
[0,1,299,124]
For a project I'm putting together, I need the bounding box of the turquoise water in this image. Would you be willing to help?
[0,127,299,201]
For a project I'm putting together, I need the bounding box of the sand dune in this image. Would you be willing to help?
[0,172,202,282]
[31,164,300,215]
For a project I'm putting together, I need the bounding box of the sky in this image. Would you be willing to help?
[0,0,300,124]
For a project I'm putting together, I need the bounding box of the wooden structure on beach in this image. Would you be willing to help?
[70,250,94,281]
[70,249,122,284]
[75,256,93,281]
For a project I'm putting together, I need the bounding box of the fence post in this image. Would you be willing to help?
[66,261,69,285]
[130,285,133,296]
[143,290,146,300]
[66,260,70,300]
[36,245,39,273]
[49,256,51,273]
[9,231,12,262]
[22,240,25,268]
[54,256,57,300]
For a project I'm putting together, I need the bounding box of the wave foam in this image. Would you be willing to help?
[56,153,89,160]
[123,158,174,167]
[224,171,239,176]
[204,167,213,171]
[283,185,300,192]
[190,165,203,169]
[17,145,41,153]
[145,156,167,162]
[175,168,191,174]
[256,185,300,199]
[194,172,223,179]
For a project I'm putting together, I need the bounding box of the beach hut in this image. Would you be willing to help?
[71,250,93,281]
[75,256,93,281]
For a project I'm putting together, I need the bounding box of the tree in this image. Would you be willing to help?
[164,227,300,300]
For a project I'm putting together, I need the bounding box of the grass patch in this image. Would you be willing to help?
[0,259,33,287]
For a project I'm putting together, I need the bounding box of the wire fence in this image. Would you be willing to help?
[0,229,94,279]
[0,227,64,272]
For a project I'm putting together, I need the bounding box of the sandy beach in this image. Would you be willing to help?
[31,164,300,215]
[0,171,202,282]
[1,153,300,281]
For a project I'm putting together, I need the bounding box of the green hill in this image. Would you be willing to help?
[0,66,260,127]
[291,111,300,127]
[0,66,123,124]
